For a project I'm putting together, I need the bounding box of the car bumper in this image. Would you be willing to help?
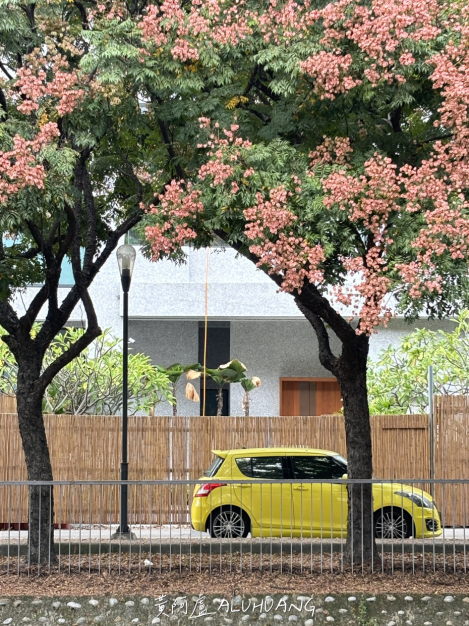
[413,507,443,538]
[190,498,209,532]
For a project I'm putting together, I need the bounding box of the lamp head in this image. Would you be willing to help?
[116,244,136,291]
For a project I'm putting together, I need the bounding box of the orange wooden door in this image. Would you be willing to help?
[281,381,300,416]
[280,379,342,416]
[315,381,343,415]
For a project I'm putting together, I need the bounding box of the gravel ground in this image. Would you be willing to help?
[1,550,469,597]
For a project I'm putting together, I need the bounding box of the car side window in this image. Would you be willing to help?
[235,457,254,477]
[235,457,285,479]
[291,456,345,480]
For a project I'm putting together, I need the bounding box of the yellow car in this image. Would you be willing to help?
[191,448,443,540]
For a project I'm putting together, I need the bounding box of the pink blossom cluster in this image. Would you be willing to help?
[156,180,204,218]
[244,187,297,234]
[198,160,234,185]
[258,0,319,44]
[171,38,200,62]
[196,123,251,185]
[260,0,441,91]
[144,180,203,260]
[334,251,393,335]
[0,123,60,203]
[142,0,469,336]
[322,153,401,234]
[385,33,469,299]
[342,0,440,64]
[15,54,85,116]
[309,136,353,168]
[145,221,198,260]
[243,186,325,293]
[316,151,401,332]
[139,0,251,62]
[300,53,361,100]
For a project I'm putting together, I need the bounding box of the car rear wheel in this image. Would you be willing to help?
[208,507,250,539]
[374,507,413,539]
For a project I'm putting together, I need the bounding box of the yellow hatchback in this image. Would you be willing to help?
[191,448,443,540]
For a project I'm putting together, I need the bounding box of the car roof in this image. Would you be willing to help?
[212,447,341,457]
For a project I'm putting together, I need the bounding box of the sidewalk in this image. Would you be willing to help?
[1,525,468,556]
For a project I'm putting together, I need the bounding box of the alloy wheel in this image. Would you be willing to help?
[375,510,409,539]
[211,509,246,538]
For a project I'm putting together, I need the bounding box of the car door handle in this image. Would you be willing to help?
[234,484,251,488]
[294,486,309,491]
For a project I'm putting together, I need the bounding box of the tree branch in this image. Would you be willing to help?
[0,87,8,119]
[20,2,36,31]
[294,302,338,373]
[253,80,281,103]
[19,284,49,334]
[73,0,89,28]
[149,91,185,179]
[25,219,51,263]
[35,206,143,350]
[0,302,20,336]
[243,66,259,97]
[0,61,14,81]
[242,106,271,123]
[156,117,185,179]
[109,131,144,205]
[415,133,454,147]
[46,217,61,247]
[81,162,98,275]
[389,106,402,133]
[38,319,101,394]
[11,247,42,259]
[214,229,357,344]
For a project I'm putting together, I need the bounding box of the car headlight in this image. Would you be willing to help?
[394,491,435,509]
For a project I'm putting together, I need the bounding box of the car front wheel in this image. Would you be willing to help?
[208,507,250,539]
[374,508,413,539]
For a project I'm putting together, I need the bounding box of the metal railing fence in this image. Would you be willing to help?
[0,478,467,576]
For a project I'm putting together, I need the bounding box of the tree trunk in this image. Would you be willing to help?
[243,391,250,417]
[336,335,377,566]
[16,359,56,566]
[217,388,223,416]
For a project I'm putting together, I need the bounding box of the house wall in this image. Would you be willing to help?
[126,317,457,417]
[12,244,458,418]
[128,320,200,417]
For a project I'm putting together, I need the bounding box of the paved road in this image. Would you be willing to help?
[1,525,469,543]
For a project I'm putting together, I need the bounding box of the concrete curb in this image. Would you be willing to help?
[0,541,465,556]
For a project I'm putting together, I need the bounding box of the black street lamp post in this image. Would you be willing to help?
[115,243,136,537]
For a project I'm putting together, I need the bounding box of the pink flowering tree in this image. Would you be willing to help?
[140,0,469,562]
[0,0,227,564]
[1,0,270,564]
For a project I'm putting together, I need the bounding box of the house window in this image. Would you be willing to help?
[198,322,230,416]
[3,237,86,288]
[280,378,342,416]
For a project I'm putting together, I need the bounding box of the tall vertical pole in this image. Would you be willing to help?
[120,270,130,534]
[428,365,434,498]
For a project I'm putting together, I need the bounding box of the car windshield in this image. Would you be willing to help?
[204,455,224,477]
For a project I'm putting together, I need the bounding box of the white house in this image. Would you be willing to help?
[13,241,454,417]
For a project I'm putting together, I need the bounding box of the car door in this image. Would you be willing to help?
[290,455,347,537]
[231,455,293,535]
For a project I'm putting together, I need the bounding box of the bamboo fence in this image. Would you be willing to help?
[0,394,16,413]
[0,401,465,526]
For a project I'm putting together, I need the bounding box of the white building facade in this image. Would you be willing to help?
[14,244,454,417]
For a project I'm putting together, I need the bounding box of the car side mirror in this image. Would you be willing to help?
[342,474,348,480]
